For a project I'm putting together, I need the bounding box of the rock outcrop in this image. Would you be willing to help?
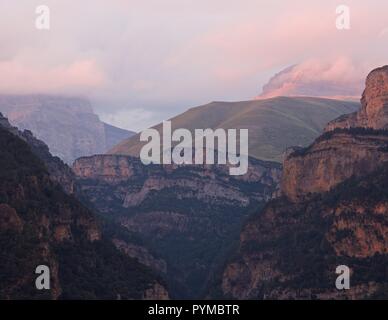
[281,129,388,202]
[326,65,388,131]
[74,155,281,206]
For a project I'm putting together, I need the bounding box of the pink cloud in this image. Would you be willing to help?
[258,57,370,99]
[0,59,105,95]
[163,1,387,93]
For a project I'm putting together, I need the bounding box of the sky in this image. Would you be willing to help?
[1,0,388,131]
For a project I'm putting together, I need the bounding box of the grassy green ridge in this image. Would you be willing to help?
[109,96,359,162]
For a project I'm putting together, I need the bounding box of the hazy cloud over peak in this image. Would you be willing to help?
[259,57,368,99]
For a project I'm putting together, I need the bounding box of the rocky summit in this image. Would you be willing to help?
[325,65,388,131]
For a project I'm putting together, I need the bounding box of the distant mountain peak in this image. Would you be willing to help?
[0,95,135,164]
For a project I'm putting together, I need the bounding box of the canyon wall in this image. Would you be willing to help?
[73,154,281,298]
[220,65,388,300]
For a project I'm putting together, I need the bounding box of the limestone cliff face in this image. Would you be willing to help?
[73,155,281,209]
[281,131,388,201]
[221,167,388,300]
[282,65,388,202]
[73,154,281,298]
